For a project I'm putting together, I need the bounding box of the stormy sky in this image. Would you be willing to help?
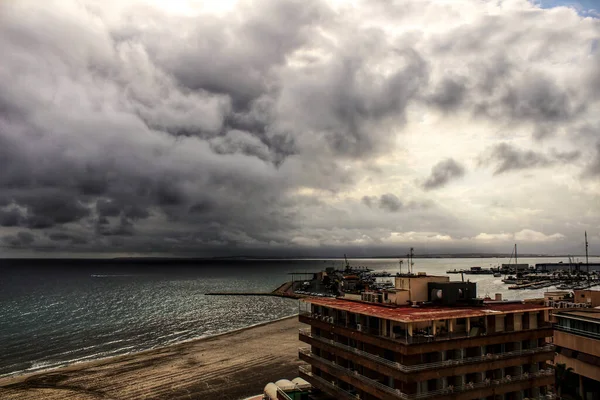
[1,0,599,257]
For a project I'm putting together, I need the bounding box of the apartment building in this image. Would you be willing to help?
[298,274,555,400]
[553,309,600,400]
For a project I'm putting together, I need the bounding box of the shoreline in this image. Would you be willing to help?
[0,315,305,400]
[0,313,299,382]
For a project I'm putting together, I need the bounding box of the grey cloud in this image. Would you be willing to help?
[361,196,376,208]
[428,78,467,111]
[422,158,465,190]
[210,130,272,161]
[481,143,551,175]
[2,231,35,247]
[480,143,582,175]
[584,142,600,177]
[378,194,403,213]
[361,194,403,212]
[500,75,576,123]
[552,149,581,163]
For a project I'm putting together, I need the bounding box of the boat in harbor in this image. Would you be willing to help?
[446,269,463,274]
[464,266,495,275]
[502,275,519,284]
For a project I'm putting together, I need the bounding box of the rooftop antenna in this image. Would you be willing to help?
[586,231,590,285]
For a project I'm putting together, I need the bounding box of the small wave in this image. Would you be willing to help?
[0,345,140,379]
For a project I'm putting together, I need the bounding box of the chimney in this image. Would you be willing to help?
[495,293,502,301]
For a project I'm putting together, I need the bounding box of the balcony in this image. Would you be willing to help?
[554,325,600,340]
[299,348,555,400]
[300,329,555,373]
[298,365,358,400]
[300,312,553,346]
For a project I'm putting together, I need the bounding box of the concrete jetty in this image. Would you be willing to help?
[205,281,306,299]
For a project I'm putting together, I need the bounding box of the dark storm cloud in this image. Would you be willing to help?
[2,231,35,247]
[0,0,437,254]
[0,207,23,227]
[47,231,90,245]
[422,158,465,190]
[0,0,598,255]
[156,0,330,109]
[9,192,92,229]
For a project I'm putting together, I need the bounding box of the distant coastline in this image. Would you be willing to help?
[0,254,597,264]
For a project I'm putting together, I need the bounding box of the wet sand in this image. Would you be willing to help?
[0,316,304,400]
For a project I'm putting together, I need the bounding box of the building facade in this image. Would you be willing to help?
[553,310,600,400]
[298,275,555,400]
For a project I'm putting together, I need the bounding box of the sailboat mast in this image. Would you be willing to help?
[515,243,518,265]
[585,231,589,270]
[585,232,590,285]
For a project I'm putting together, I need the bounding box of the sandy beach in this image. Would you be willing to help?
[0,316,304,400]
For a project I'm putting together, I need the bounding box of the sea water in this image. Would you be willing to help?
[1,256,598,378]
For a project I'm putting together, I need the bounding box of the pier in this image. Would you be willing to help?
[205,281,307,299]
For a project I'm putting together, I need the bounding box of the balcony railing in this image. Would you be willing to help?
[300,329,554,373]
[555,325,600,340]
[298,365,358,400]
[300,312,552,345]
[299,348,555,400]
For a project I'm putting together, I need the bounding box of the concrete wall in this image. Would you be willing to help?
[394,275,449,302]
[555,353,600,382]
[574,290,600,307]
[554,330,600,358]
[389,290,410,305]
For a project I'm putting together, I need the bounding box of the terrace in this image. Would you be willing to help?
[299,329,555,373]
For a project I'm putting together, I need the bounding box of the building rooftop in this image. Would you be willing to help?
[304,297,550,323]
[556,310,600,323]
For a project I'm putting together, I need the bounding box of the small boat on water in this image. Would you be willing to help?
[446,269,463,274]
[502,275,518,284]
[493,272,502,277]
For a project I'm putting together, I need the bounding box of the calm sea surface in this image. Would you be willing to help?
[1,256,599,377]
